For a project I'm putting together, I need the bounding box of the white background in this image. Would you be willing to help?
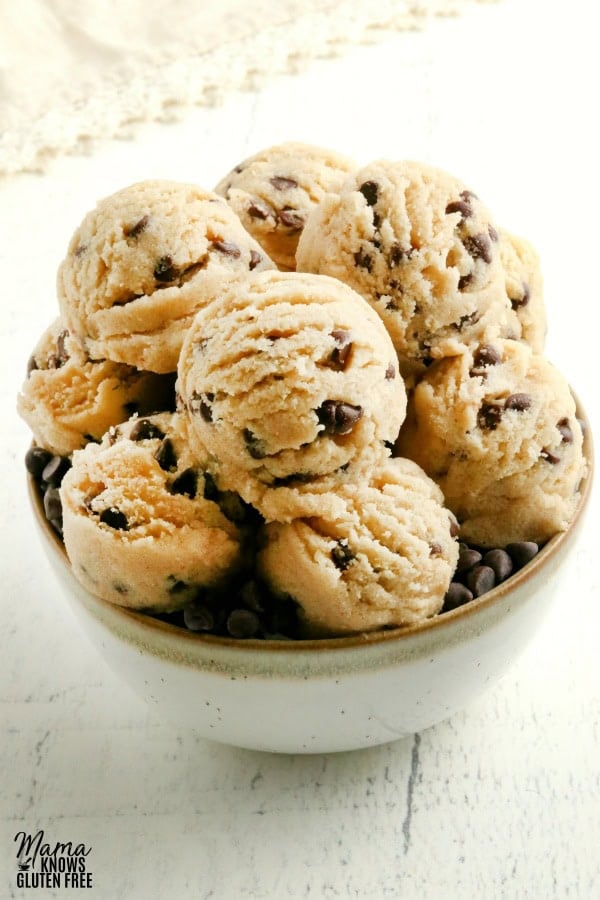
[1,0,598,896]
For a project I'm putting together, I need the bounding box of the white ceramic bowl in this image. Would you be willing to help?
[29,410,593,754]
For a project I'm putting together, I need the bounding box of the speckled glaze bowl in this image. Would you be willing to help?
[29,406,593,754]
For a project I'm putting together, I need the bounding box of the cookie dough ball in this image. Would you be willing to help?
[17,318,174,456]
[214,142,356,270]
[257,457,459,636]
[60,412,247,611]
[296,160,518,378]
[178,270,406,506]
[499,229,546,353]
[57,180,274,373]
[397,339,586,547]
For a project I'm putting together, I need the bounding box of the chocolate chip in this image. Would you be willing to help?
[99,507,129,530]
[477,402,503,431]
[218,491,252,524]
[464,233,493,264]
[454,311,480,333]
[169,468,197,498]
[26,354,38,376]
[55,330,69,366]
[389,243,408,266]
[270,176,298,191]
[540,448,560,464]
[25,446,52,478]
[446,200,472,218]
[470,344,501,376]
[123,215,149,238]
[460,190,478,202]
[248,198,274,219]
[510,283,530,309]
[482,549,513,582]
[227,608,260,638]
[317,400,363,435]
[328,330,353,370]
[74,244,87,257]
[456,546,482,574]
[488,225,499,242]
[359,180,379,206]
[154,255,177,282]
[504,393,532,412]
[42,455,71,487]
[458,274,473,291]
[129,418,165,441]
[449,515,460,538]
[278,209,304,230]
[506,541,539,568]
[212,240,241,258]
[184,604,215,632]
[113,582,128,595]
[202,472,219,502]
[557,417,573,443]
[466,565,496,597]
[154,438,177,471]
[385,363,396,380]
[249,250,262,270]
[244,429,267,459]
[354,248,373,272]
[197,393,214,423]
[429,542,443,557]
[331,540,354,571]
[444,582,473,611]
[43,486,62,522]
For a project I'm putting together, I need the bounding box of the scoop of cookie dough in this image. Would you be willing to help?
[396,339,586,547]
[499,229,546,353]
[17,318,174,456]
[214,142,356,270]
[296,159,519,380]
[57,180,274,373]
[60,412,248,611]
[257,457,459,636]
[178,270,406,507]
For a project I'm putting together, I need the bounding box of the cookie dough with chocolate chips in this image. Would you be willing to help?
[296,159,520,382]
[178,270,406,508]
[60,412,247,610]
[214,142,356,270]
[396,339,586,547]
[499,229,546,353]
[57,180,274,374]
[257,457,459,636]
[17,318,174,456]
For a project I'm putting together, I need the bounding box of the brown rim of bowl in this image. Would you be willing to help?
[28,398,593,653]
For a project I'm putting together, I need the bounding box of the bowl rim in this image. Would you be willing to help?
[29,397,594,653]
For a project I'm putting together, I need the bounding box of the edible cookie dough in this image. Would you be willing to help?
[396,339,586,547]
[60,412,247,610]
[499,229,546,353]
[17,318,173,456]
[214,142,356,270]
[57,180,274,373]
[257,457,459,636]
[177,270,406,508]
[296,159,520,380]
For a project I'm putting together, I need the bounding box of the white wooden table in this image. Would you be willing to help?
[1,0,598,896]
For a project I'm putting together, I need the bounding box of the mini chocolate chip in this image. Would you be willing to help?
[540,448,560,464]
[26,354,38,376]
[184,604,215,632]
[155,438,177,471]
[504,393,532,412]
[99,507,129,530]
[123,215,149,238]
[113,582,129,595]
[197,393,214,423]
[429,542,443,558]
[249,249,262,270]
[354,248,373,272]
[456,547,483,574]
[129,418,165,441]
[74,244,87,257]
[488,225,499,242]
[557,417,573,443]
[227,608,260,638]
[317,400,363,435]
[359,180,379,206]
[202,472,219,502]
[331,540,354,571]
[154,255,176,282]
[446,200,472,218]
[482,549,513,582]
[212,240,241,258]
[169,468,197,498]
[248,198,274,219]
[389,243,408,266]
[25,446,52,478]
[42,455,71,487]
[458,274,473,291]
[244,429,267,459]
[385,363,396,380]
[460,190,478,202]
[43,486,62,522]
[454,311,479,333]
[278,209,304,230]
[328,330,353,370]
[510,283,530,309]
[270,176,298,191]
[466,565,496,597]
[477,402,504,431]
[55,330,69,366]
[506,541,539,568]
[464,233,493,264]
[444,582,473,611]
